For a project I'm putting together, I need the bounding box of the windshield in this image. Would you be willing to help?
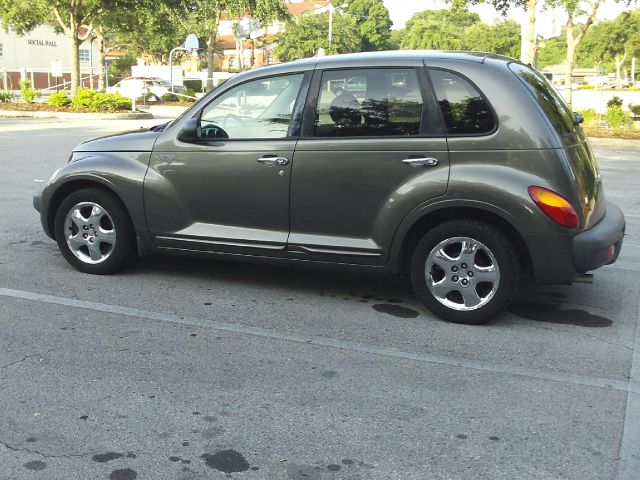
[509,63,576,136]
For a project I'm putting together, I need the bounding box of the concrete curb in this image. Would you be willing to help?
[0,109,153,120]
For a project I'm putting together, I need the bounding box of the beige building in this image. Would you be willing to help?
[0,24,100,90]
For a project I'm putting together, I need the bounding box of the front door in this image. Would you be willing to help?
[145,72,307,257]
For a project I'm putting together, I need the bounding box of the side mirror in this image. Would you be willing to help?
[573,112,584,126]
[177,117,201,143]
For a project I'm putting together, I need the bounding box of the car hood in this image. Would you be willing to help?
[73,129,161,152]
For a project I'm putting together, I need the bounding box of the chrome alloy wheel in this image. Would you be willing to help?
[425,236,500,311]
[64,202,117,265]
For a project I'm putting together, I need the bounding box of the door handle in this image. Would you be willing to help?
[257,156,289,167]
[402,157,439,168]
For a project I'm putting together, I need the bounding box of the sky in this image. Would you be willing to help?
[382,0,633,37]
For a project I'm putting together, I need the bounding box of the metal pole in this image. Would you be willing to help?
[633,57,637,85]
[169,47,180,93]
[89,37,94,89]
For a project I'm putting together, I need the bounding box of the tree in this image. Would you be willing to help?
[401,9,481,50]
[462,19,521,58]
[446,0,534,63]
[537,34,566,68]
[276,11,359,61]
[344,0,393,51]
[551,0,602,106]
[578,10,640,85]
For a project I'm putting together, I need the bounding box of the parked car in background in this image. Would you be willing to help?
[34,51,625,324]
[107,76,186,100]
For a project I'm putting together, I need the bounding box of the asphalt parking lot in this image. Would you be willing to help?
[0,117,639,479]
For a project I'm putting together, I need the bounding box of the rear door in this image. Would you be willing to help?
[288,63,450,266]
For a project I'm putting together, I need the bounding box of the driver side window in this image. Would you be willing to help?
[200,73,304,140]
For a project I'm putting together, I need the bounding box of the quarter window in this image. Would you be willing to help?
[314,68,424,137]
[79,49,90,62]
[429,70,494,135]
[200,73,304,139]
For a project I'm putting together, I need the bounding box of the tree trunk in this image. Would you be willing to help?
[70,34,81,95]
[521,0,537,65]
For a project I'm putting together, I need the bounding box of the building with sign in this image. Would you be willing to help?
[0,24,100,91]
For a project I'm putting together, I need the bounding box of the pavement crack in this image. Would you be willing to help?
[0,440,88,458]
[0,348,58,370]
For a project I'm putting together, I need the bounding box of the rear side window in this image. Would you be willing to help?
[429,70,494,135]
[314,68,424,137]
[509,63,575,135]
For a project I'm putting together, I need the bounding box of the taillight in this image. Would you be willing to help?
[528,186,579,229]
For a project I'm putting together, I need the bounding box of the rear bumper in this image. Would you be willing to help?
[573,201,625,272]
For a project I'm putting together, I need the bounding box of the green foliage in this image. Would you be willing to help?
[161,93,179,102]
[401,9,480,50]
[69,88,131,112]
[577,109,597,126]
[577,10,640,73]
[183,80,203,92]
[628,104,640,116]
[48,92,70,107]
[605,105,631,128]
[345,0,393,51]
[20,80,39,103]
[577,84,595,90]
[0,91,13,102]
[180,88,197,102]
[607,96,623,108]
[108,54,137,80]
[537,35,567,69]
[462,19,520,58]
[276,12,359,61]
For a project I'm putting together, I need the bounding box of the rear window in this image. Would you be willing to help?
[509,63,575,135]
[429,69,494,135]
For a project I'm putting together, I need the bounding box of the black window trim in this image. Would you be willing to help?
[426,66,499,138]
[300,66,446,140]
[187,70,313,144]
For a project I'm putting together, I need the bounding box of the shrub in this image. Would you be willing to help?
[70,89,131,112]
[183,79,202,92]
[607,96,623,108]
[48,92,70,107]
[605,106,631,128]
[0,90,13,102]
[20,80,39,103]
[161,93,179,102]
[577,109,597,126]
[180,88,197,103]
[628,103,640,116]
[578,84,595,90]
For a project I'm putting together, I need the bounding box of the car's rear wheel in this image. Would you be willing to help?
[410,219,520,324]
[54,188,136,274]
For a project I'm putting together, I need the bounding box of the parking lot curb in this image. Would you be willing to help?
[0,109,153,120]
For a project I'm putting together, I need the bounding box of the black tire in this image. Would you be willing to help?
[54,188,137,274]
[410,219,520,325]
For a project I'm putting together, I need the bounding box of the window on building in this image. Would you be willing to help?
[314,68,425,137]
[228,56,236,69]
[79,49,90,62]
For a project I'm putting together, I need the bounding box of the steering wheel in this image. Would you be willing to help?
[221,113,248,130]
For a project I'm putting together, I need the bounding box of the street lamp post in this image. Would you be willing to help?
[315,3,348,46]
[169,34,200,93]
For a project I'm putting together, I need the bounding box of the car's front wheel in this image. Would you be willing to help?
[410,220,520,324]
[54,188,136,274]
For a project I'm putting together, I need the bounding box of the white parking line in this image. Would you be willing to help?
[617,294,640,480]
[0,286,637,396]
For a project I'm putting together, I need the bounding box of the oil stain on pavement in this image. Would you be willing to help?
[201,449,250,473]
[509,303,612,327]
